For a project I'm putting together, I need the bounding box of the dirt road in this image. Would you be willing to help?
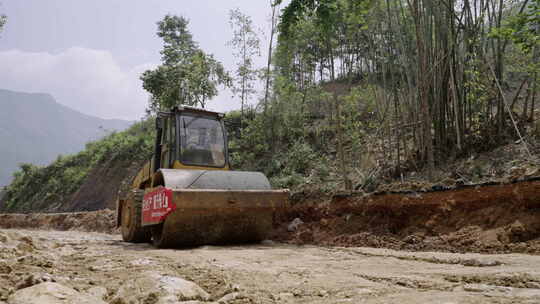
[1,229,540,304]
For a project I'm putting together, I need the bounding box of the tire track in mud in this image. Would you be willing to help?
[338,247,503,267]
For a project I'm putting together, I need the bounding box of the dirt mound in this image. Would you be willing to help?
[0,210,117,234]
[274,180,540,254]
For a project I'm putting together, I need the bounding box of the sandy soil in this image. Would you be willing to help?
[1,229,540,304]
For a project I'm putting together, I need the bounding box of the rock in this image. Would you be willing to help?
[0,262,12,274]
[317,289,328,297]
[15,242,34,253]
[158,275,210,301]
[463,284,492,292]
[130,258,154,266]
[277,292,295,301]
[111,271,210,304]
[461,259,501,267]
[17,237,34,247]
[85,286,107,300]
[525,282,540,289]
[288,218,304,232]
[354,288,373,295]
[15,273,54,290]
[7,282,106,304]
[156,296,204,304]
[463,283,512,293]
[155,295,178,304]
[403,235,422,244]
[217,292,243,303]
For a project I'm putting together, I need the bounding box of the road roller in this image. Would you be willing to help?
[116,105,289,248]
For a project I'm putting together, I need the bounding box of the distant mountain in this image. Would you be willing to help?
[0,89,132,186]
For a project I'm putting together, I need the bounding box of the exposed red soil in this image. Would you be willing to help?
[272,180,540,254]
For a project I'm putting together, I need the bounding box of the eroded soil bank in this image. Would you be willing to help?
[276,180,540,254]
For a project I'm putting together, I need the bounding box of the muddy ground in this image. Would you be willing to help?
[2,229,540,304]
[1,180,540,303]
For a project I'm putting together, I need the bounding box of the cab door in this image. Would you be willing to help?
[160,116,176,169]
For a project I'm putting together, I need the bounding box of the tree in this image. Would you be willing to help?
[0,3,7,36]
[0,15,5,33]
[491,0,539,120]
[157,15,198,66]
[228,8,261,125]
[141,15,230,112]
[227,0,540,192]
[263,1,280,115]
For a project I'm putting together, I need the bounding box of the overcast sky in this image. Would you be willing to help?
[0,0,285,120]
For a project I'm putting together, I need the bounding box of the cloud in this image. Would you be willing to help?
[0,47,155,120]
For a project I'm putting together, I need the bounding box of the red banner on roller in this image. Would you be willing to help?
[142,187,175,226]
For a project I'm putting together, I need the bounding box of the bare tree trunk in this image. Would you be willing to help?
[531,75,537,122]
[327,37,351,191]
[263,1,278,116]
[523,84,532,120]
[494,0,504,134]
[410,0,435,176]
[531,27,539,122]
[450,63,462,151]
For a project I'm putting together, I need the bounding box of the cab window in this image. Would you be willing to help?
[179,114,226,167]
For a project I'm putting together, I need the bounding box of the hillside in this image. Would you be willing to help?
[0,89,132,186]
[0,119,154,213]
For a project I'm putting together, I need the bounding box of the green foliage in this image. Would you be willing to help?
[229,113,332,191]
[2,119,155,212]
[463,56,491,120]
[157,15,198,66]
[278,0,372,43]
[490,0,540,54]
[228,8,261,108]
[226,111,269,171]
[141,15,230,112]
[269,140,332,190]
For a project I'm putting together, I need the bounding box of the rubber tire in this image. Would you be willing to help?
[121,190,151,243]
